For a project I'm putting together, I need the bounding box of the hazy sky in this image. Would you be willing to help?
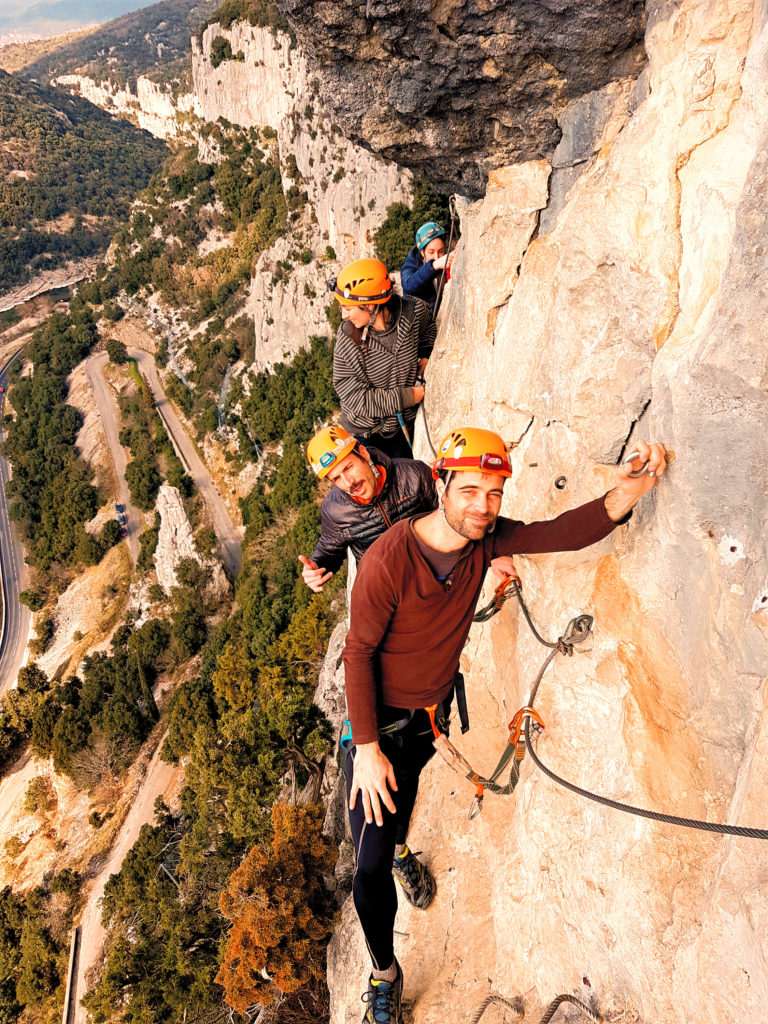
[0,1,151,39]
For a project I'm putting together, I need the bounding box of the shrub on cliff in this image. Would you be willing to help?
[210,36,245,69]
[216,803,337,1010]
[374,180,454,268]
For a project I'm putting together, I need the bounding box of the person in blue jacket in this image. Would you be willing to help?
[399,221,454,314]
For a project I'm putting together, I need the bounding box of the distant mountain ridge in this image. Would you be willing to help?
[12,0,219,92]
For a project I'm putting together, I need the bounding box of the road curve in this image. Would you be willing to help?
[85,353,140,565]
[0,351,31,697]
[130,349,242,580]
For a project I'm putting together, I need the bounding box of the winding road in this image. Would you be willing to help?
[0,350,31,697]
[129,349,243,579]
[86,352,140,565]
[86,350,242,579]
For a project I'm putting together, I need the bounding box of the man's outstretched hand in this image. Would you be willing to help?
[490,555,521,585]
[605,439,668,521]
[349,741,398,826]
[299,555,333,593]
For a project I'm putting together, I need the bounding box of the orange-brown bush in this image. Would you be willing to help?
[216,802,337,1011]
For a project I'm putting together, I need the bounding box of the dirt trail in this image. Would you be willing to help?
[71,734,178,1024]
[85,353,140,564]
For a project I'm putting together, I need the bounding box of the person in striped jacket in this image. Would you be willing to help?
[330,258,436,461]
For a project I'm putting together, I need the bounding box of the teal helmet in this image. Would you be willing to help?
[415,221,445,250]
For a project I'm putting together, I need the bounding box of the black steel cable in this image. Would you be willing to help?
[508,585,768,841]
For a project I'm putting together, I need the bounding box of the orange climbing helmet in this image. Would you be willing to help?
[329,258,393,306]
[307,424,358,478]
[432,427,513,480]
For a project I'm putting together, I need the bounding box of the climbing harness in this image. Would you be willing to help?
[456,576,768,839]
[469,991,601,1024]
[432,576,591,819]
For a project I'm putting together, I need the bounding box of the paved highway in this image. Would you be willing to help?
[0,350,31,696]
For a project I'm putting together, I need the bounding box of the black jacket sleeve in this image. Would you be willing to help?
[310,498,350,575]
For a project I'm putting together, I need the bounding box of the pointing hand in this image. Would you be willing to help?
[298,555,333,593]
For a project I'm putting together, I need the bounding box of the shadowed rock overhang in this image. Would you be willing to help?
[278,0,647,197]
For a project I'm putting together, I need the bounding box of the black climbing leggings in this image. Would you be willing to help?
[346,715,437,971]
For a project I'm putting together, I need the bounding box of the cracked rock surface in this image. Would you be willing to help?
[327,1,768,1021]
[278,0,646,196]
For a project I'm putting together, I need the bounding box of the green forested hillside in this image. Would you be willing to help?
[0,70,166,294]
[12,1,219,91]
[197,0,290,38]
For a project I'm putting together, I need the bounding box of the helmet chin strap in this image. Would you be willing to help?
[360,305,377,344]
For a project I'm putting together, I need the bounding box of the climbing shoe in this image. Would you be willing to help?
[361,960,404,1024]
[392,847,436,910]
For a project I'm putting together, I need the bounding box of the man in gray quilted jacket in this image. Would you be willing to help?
[300,424,518,592]
[300,424,436,592]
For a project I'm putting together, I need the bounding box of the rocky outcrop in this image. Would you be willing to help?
[327,2,768,1022]
[279,0,647,197]
[154,484,230,601]
[245,236,333,372]
[192,21,412,367]
[192,22,412,260]
[52,74,199,139]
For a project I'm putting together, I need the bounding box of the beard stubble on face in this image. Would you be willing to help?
[441,502,497,542]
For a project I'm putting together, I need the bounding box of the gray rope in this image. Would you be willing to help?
[419,401,437,459]
[539,994,601,1024]
[468,993,522,1023]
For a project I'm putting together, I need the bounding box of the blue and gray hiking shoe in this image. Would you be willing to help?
[361,960,404,1024]
[392,846,436,909]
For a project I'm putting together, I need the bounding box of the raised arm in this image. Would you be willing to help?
[492,440,667,557]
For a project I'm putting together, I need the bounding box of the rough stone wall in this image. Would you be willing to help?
[327,2,768,1022]
[280,0,647,197]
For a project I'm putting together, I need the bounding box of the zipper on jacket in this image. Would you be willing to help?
[375,501,393,529]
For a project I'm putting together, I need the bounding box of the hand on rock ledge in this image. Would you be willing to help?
[605,439,668,522]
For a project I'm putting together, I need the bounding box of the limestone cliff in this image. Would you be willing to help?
[324,2,768,1022]
[280,0,647,197]
[52,73,199,139]
[191,21,412,369]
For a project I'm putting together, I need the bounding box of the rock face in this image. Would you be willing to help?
[327,2,768,1022]
[192,21,412,368]
[192,23,412,260]
[154,484,230,602]
[279,0,647,197]
[52,74,199,138]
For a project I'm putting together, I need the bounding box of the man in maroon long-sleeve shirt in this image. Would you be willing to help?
[344,426,668,1024]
